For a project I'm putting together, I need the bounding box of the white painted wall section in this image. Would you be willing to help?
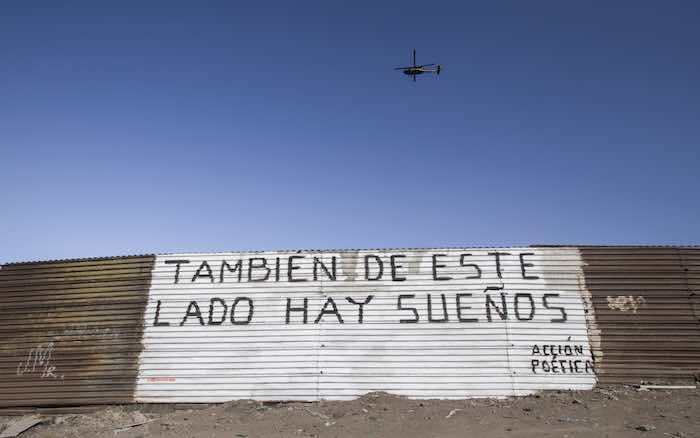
[136,248,596,402]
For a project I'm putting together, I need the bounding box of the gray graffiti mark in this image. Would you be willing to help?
[60,324,119,338]
[340,251,360,282]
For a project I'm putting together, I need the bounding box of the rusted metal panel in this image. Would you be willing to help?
[0,256,154,407]
[579,247,700,383]
[135,248,596,402]
[1,245,697,407]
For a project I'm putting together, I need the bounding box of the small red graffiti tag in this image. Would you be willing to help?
[146,377,176,383]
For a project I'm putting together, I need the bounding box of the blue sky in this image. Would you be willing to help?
[1,1,699,262]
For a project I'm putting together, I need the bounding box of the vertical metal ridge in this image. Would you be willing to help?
[0,255,155,407]
[579,247,700,383]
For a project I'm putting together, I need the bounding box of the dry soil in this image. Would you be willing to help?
[1,386,698,438]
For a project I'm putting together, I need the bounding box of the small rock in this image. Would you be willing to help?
[236,434,248,437]
[445,409,461,419]
[572,398,582,404]
[635,425,656,432]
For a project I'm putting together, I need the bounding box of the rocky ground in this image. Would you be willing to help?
[1,386,698,438]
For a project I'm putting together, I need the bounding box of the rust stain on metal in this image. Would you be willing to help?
[0,256,154,407]
[579,247,700,384]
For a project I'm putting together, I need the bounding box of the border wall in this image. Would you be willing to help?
[1,246,698,406]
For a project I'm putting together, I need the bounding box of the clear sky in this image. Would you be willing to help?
[1,1,699,263]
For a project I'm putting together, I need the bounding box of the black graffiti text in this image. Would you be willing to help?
[285,295,375,324]
[396,290,568,324]
[164,252,541,284]
[153,297,254,326]
[153,291,569,326]
[530,343,595,374]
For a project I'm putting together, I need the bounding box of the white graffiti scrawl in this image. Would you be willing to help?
[16,342,64,379]
[607,295,646,314]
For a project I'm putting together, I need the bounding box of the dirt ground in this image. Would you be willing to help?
[1,386,698,438]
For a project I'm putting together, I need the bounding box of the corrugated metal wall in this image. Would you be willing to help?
[1,245,698,408]
[686,249,700,330]
[579,247,700,383]
[135,248,596,402]
[0,256,154,407]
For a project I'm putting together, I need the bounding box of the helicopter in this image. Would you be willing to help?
[394,49,441,81]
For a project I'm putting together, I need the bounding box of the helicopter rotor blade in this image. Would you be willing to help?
[413,49,416,66]
[417,64,436,67]
[394,66,412,70]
